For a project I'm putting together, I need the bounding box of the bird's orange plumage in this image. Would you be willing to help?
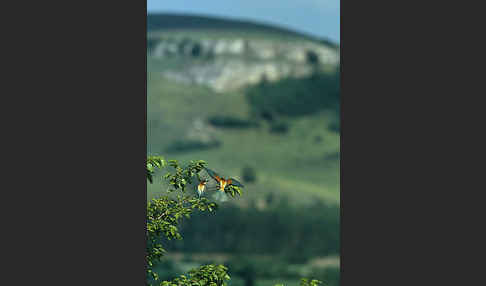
[219,179,228,191]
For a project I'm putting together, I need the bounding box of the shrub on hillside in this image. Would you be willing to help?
[306,50,319,65]
[191,43,202,57]
[328,121,340,133]
[208,115,260,129]
[242,166,257,183]
[270,121,289,134]
[165,139,221,153]
[260,110,275,122]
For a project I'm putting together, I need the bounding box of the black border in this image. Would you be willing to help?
[12,1,148,284]
[340,0,461,284]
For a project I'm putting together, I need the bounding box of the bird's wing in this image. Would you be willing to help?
[204,167,222,182]
[228,178,244,188]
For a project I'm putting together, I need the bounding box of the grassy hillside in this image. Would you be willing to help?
[147,57,340,205]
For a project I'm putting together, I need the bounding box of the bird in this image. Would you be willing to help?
[203,167,244,192]
[196,178,208,197]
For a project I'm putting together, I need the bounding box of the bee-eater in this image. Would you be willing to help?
[196,179,207,197]
[203,167,244,192]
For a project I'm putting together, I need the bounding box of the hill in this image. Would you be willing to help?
[147,13,331,43]
[147,14,340,206]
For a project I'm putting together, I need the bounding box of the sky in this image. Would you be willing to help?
[147,0,340,43]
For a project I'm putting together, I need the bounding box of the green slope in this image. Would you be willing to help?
[147,58,340,205]
[147,14,339,205]
[149,14,314,39]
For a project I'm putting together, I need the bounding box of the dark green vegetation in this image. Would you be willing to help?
[165,197,339,259]
[148,14,318,41]
[247,71,340,118]
[269,121,289,134]
[166,139,222,153]
[241,166,257,183]
[208,116,260,129]
[147,14,340,286]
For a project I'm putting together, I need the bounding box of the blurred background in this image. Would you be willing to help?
[147,1,340,285]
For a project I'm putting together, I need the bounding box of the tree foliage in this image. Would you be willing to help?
[146,155,322,286]
[246,71,340,118]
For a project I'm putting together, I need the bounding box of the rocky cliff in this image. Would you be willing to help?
[148,35,340,92]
